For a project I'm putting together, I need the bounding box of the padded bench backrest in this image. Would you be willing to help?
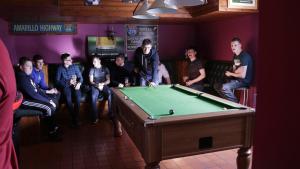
[204,60,232,87]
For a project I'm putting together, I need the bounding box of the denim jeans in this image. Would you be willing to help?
[214,80,247,103]
[90,85,113,121]
[190,83,204,91]
[62,86,81,124]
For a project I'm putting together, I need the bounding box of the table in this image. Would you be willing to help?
[111,84,255,169]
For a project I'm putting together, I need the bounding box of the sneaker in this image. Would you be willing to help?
[92,118,99,125]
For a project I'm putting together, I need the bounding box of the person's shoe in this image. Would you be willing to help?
[92,118,99,125]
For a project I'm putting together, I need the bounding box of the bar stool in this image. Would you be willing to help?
[234,87,249,106]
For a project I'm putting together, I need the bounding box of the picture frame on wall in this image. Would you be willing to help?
[228,0,258,9]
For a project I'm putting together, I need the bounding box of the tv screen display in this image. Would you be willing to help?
[87,36,125,57]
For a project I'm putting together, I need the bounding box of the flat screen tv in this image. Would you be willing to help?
[87,36,125,57]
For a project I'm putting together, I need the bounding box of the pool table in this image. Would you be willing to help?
[111,84,255,169]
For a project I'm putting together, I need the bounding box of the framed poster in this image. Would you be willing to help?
[228,0,258,9]
[126,25,158,51]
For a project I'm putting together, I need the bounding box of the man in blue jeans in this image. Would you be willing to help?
[56,53,83,128]
[214,37,253,103]
[89,55,122,136]
[134,39,159,87]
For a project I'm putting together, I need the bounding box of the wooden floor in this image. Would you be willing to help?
[19,107,241,169]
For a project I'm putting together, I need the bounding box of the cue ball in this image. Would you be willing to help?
[223,107,227,110]
[169,109,174,115]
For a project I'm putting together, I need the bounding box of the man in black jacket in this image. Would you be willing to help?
[110,54,133,88]
[134,39,159,86]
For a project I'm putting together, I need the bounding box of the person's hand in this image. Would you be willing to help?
[46,88,58,94]
[98,83,104,91]
[49,100,56,108]
[70,79,76,86]
[225,71,232,77]
[149,82,157,87]
[53,88,59,94]
[75,82,81,90]
[118,83,124,88]
[46,89,54,94]
[186,80,193,86]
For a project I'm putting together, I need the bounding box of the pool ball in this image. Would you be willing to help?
[169,109,174,115]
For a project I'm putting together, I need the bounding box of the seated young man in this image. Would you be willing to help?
[56,53,83,128]
[32,54,59,94]
[16,57,61,141]
[183,47,206,91]
[89,55,122,136]
[214,37,253,103]
[110,54,133,88]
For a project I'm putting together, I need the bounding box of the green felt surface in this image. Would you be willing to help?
[120,85,233,118]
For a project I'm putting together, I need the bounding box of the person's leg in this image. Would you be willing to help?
[214,82,225,98]
[19,100,61,140]
[90,86,100,123]
[73,88,82,125]
[62,86,77,125]
[102,85,113,119]
[47,92,61,110]
[101,85,122,136]
[190,84,204,91]
[220,80,245,103]
[140,76,146,86]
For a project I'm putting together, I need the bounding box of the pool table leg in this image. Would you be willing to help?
[145,162,160,169]
[237,147,252,169]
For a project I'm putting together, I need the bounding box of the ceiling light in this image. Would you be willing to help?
[132,0,159,19]
[147,0,177,14]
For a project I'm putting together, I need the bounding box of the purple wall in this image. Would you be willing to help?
[0,20,195,64]
[0,19,16,63]
[196,14,259,61]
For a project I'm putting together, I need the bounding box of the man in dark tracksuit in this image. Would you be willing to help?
[16,57,60,140]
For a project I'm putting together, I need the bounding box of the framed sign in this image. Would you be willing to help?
[126,25,158,51]
[228,0,258,9]
[10,22,77,34]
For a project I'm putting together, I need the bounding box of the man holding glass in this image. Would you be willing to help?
[214,37,253,103]
[56,53,83,128]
